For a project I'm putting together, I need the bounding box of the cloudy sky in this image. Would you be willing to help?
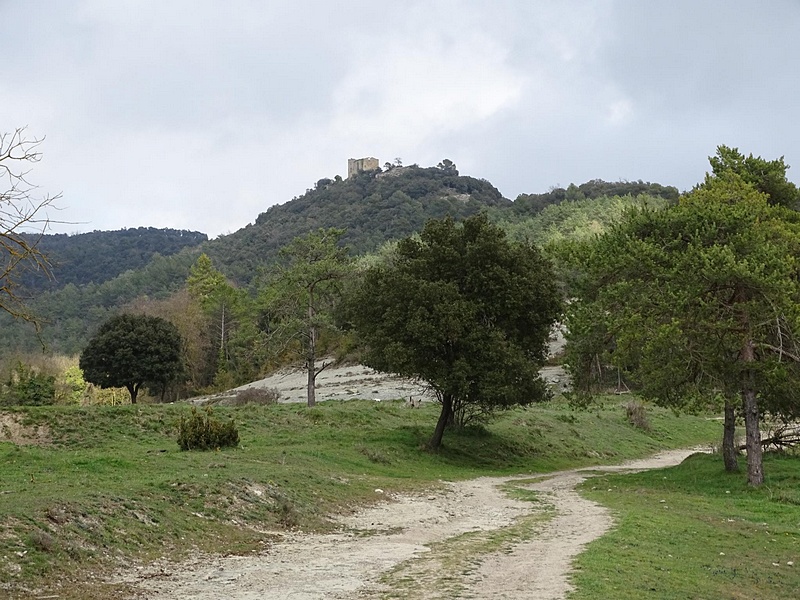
[3,1,799,238]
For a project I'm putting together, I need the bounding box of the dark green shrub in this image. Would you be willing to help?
[1,362,56,406]
[177,406,239,450]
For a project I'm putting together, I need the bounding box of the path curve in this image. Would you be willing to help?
[125,448,705,599]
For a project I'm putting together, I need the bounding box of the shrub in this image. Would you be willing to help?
[29,530,56,553]
[625,400,651,431]
[177,406,239,451]
[229,386,281,406]
[1,362,56,406]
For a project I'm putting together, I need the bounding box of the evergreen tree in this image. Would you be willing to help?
[344,214,562,449]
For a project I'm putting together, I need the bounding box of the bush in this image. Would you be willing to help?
[177,406,239,451]
[228,386,281,406]
[625,400,651,431]
[1,362,56,406]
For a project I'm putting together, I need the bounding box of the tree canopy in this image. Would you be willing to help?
[79,313,184,403]
[20,227,206,292]
[260,228,353,406]
[707,145,800,209]
[344,214,562,448]
[563,172,800,485]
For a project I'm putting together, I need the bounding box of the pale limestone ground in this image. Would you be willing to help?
[124,449,705,600]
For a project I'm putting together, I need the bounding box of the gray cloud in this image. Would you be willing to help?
[2,1,799,237]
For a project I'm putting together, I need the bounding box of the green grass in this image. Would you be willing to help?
[0,397,719,598]
[570,451,800,600]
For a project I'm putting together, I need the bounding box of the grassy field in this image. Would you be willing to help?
[0,396,720,598]
[570,452,800,600]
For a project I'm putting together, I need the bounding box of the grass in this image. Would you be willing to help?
[0,396,720,598]
[570,451,800,600]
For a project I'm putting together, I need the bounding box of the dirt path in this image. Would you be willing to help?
[126,448,704,599]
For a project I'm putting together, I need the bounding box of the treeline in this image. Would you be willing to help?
[20,227,207,291]
[1,252,200,355]
[510,179,679,216]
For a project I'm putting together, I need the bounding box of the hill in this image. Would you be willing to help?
[20,227,207,292]
[1,164,510,354]
[203,164,509,285]
[2,164,679,358]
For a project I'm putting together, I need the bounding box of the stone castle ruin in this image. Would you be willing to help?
[348,157,379,178]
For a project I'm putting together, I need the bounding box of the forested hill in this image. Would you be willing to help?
[2,165,682,357]
[202,164,510,285]
[511,179,679,215]
[20,227,208,291]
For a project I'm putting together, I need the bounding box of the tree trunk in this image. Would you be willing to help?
[127,383,138,404]
[307,288,317,407]
[429,393,453,450]
[741,339,764,486]
[722,398,739,472]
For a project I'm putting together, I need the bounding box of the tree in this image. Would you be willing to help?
[707,145,800,208]
[563,173,800,486]
[124,289,213,398]
[261,228,352,407]
[437,159,458,174]
[344,214,562,449]
[79,314,183,404]
[186,253,247,389]
[1,128,59,325]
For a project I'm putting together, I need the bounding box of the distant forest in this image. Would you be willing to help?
[1,162,680,359]
[20,227,207,292]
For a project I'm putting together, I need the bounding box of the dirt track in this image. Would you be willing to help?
[126,448,705,599]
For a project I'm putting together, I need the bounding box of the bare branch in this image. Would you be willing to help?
[1,127,61,326]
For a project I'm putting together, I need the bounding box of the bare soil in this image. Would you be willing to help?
[123,448,705,599]
[0,413,51,446]
[196,363,438,406]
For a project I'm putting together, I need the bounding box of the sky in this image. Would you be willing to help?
[2,1,799,239]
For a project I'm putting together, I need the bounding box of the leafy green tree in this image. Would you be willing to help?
[261,228,353,406]
[707,145,800,208]
[564,174,800,485]
[79,314,183,404]
[187,253,246,388]
[437,158,458,174]
[344,214,562,449]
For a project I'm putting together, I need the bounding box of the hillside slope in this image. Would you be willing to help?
[204,164,510,284]
[20,227,207,292]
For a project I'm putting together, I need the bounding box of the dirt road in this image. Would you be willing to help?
[127,448,704,599]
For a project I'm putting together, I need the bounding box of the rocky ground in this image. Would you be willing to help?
[123,449,705,599]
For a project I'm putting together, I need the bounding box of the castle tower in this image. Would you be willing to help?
[348,157,380,178]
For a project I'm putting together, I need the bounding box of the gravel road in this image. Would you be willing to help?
[126,448,705,599]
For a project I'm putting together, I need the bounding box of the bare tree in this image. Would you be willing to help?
[1,127,60,324]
